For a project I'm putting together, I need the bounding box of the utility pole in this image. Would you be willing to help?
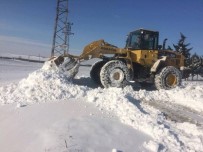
[51,0,74,57]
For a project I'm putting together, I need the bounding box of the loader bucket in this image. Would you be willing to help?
[49,56,80,80]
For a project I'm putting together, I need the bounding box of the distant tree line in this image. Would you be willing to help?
[170,33,203,79]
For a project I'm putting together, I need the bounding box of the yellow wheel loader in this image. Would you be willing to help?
[51,29,187,90]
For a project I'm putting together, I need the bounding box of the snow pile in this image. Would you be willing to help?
[86,87,203,151]
[0,61,87,104]
[131,82,203,112]
[1,61,203,112]
[0,61,203,151]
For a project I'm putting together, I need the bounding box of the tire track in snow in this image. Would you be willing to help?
[143,100,203,126]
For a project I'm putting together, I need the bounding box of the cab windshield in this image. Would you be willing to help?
[125,31,141,50]
[125,30,158,50]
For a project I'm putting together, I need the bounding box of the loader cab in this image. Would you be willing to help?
[125,29,159,50]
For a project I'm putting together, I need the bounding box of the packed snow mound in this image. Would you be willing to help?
[0,61,203,112]
[0,60,203,113]
[0,61,88,104]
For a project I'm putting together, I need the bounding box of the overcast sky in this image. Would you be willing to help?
[0,0,202,56]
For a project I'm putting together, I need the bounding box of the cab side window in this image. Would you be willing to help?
[143,34,158,50]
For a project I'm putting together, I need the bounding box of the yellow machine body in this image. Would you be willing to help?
[53,29,186,89]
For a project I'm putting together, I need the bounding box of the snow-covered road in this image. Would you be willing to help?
[0,100,150,152]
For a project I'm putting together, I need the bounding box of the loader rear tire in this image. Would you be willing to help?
[90,60,106,85]
[100,60,130,88]
[155,66,182,90]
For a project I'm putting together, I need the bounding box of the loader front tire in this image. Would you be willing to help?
[100,60,130,88]
[155,66,182,90]
[90,60,106,85]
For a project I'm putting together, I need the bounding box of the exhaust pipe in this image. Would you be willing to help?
[163,38,168,50]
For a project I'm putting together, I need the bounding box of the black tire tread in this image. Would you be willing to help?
[100,60,130,88]
[155,66,182,90]
[90,60,106,85]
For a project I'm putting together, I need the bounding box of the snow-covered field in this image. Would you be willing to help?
[0,59,203,152]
